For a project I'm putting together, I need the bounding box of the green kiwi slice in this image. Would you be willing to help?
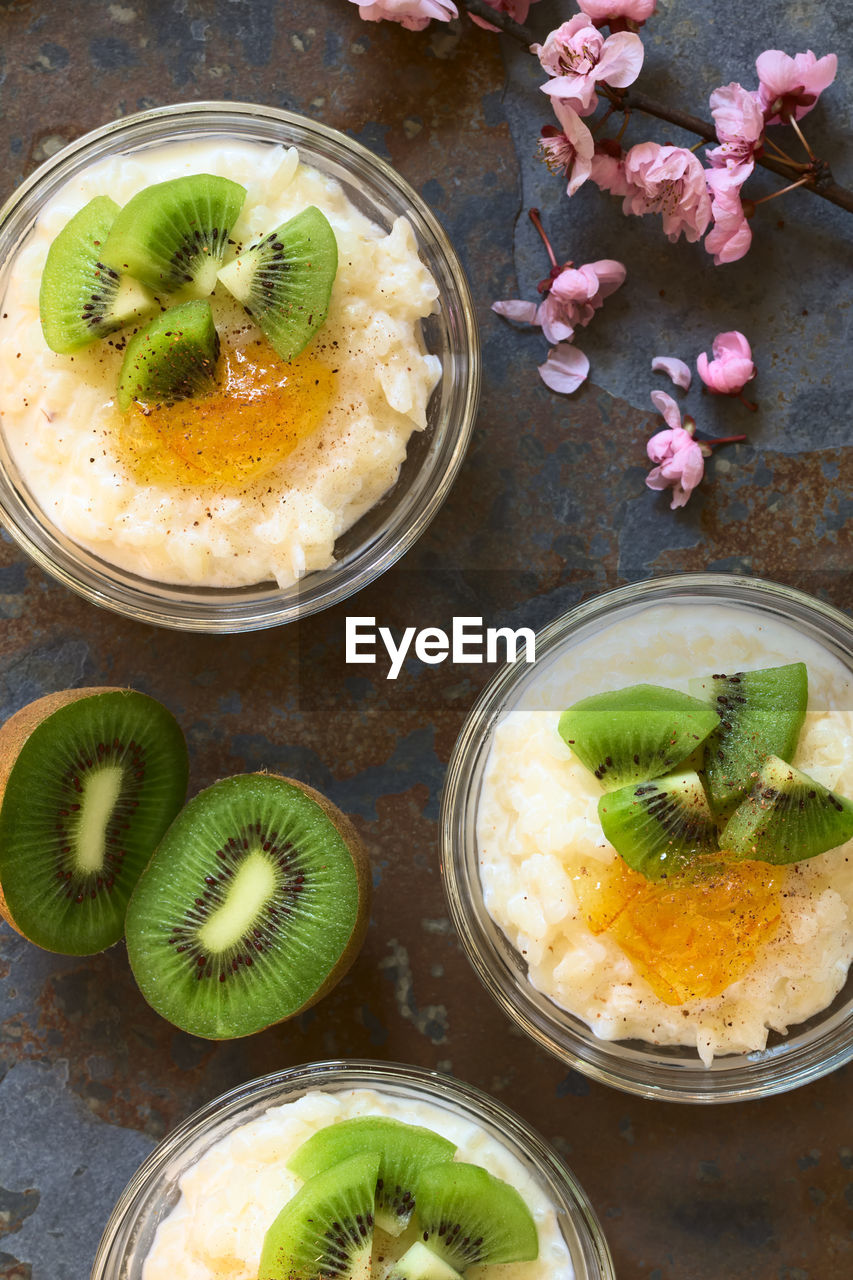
[0,688,188,955]
[558,684,720,791]
[689,663,809,813]
[387,1243,462,1280]
[598,769,719,880]
[413,1162,538,1269]
[216,206,338,362]
[259,1151,378,1280]
[124,773,370,1038]
[101,173,246,296]
[723,755,853,864]
[39,196,156,353]
[116,300,219,411]
[288,1118,457,1236]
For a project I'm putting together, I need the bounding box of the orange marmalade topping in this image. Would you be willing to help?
[574,857,782,1005]
[117,338,335,487]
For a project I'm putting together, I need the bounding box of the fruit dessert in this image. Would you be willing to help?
[0,138,440,587]
[477,601,853,1064]
[141,1089,574,1280]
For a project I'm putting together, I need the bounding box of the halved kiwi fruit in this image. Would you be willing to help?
[288,1117,457,1236]
[0,688,188,955]
[723,755,853,863]
[689,663,809,813]
[116,300,219,411]
[413,1162,539,1269]
[124,773,370,1038]
[260,1151,378,1280]
[598,769,719,881]
[101,173,247,297]
[558,684,719,791]
[217,205,338,362]
[39,196,156,353]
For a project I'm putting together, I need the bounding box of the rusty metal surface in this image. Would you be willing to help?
[0,2,852,1278]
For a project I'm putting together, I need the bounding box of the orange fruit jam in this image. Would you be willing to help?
[574,857,782,1005]
[117,338,335,488]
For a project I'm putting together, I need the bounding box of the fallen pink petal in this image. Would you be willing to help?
[697,330,756,394]
[756,48,838,123]
[353,0,458,29]
[651,355,692,390]
[538,342,590,393]
[491,299,540,325]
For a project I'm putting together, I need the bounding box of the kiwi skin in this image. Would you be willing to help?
[0,686,116,940]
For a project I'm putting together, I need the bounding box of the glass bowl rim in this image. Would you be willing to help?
[90,1058,615,1280]
[440,571,853,1103]
[0,100,480,632]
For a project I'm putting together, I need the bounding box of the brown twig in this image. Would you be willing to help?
[460,0,535,43]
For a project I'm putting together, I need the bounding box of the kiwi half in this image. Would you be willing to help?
[217,205,338,362]
[558,684,719,791]
[288,1117,457,1236]
[413,1162,538,1270]
[101,173,246,297]
[689,663,808,813]
[116,300,219,411]
[723,755,853,864]
[39,196,156,353]
[0,688,188,955]
[124,773,370,1038]
[260,1151,378,1280]
[598,769,719,881]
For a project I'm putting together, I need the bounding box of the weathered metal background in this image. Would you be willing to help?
[0,1,851,1278]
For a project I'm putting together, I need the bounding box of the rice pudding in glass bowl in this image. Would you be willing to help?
[440,574,853,1102]
[90,1060,614,1280]
[0,102,479,632]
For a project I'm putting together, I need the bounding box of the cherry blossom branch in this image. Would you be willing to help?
[461,0,535,43]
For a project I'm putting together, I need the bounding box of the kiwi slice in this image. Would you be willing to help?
[413,1162,538,1270]
[217,206,338,362]
[124,773,370,1038]
[598,769,719,881]
[101,173,246,297]
[0,688,188,955]
[689,663,809,813]
[723,755,853,864]
[259,1151,378,1280]
[116,300,219,411]
[288,1118,457,1236]
[558,684,720,791]
[387,1242,462,1280]
[39,196,156,353]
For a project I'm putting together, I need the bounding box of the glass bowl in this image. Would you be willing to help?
[0,102,479,632]
[440,574,853,1103]
[90,1059,613,1280]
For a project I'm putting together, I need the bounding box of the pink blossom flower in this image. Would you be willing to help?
[353,0,457,28]
[468,0,543,31]
[704,163,753,265]
[493,257,626,345]
[645,391,706,508]
[697,331,755,394]
[578,0,656,26]
[707,83,764,170]
[535,14,644,116]
[589,140,631,195]
[538,343,590,394]
[621,142,712,242]
[651,355,692,390]
[538,101,595,196]
[756,49,838,124]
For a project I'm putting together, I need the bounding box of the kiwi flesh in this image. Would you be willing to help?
[101,173,246,297]
[598,769,719,881]
[288,1117,457,1236]
[689,663,809,813]
[217,205,338,362]
[0,688,188,955]
[413,1162,538,1270]
[259,1151,378,1280]
[558,684,719,791]
[723,755,853,864]
[124,773,370,1038]
[386,1242,462,1280]
[39,196,156,353]
[116,300,219,411]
